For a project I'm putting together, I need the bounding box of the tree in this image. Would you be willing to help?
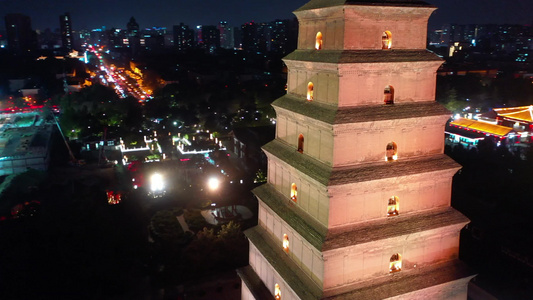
[217,221,242,241]
[254,169,267,184]
[150,210,184,242]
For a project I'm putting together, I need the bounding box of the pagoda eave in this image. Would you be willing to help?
[262,139,461,186]
[253,183,328,250]
[323,259,475,299]
[272,95,452,125]
[323,207,469,251]
[245,225,324,300]
[284,49,442,64]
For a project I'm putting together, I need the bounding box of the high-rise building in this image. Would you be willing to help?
[233,26,243,49]
[173,23,194,51]
[265,19,298,55]
[238,1,475,299]
[59,12,74,50]
[219,21,234,50]
[241,21,266,53]
[5,13,36,52]
[142,27,167,51]
[201,25,220,53]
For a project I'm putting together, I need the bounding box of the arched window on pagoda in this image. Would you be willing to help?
[274,283,281,300]
[382,31,392,49]
[386,142,398,162]
[315,32,323,50]
[297,134,304,153]
[387,196,399,216]
[389,253,402,273]
[283,234,289,253]
[307,82,314,101]
[290,183,298,202]
[384,85,394,104]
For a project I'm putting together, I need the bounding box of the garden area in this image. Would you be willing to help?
[148,204,249,286]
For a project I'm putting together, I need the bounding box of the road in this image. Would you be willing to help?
[87,45,153,101]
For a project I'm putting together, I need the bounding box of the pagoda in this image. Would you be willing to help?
[238,1,476,299]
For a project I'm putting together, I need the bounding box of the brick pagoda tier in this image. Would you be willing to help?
[238,1,476,299]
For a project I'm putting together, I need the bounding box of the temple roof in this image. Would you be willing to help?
[450,118,513,137]
[493,105,533,123]
[284,50,442,64]
[296,0,435,11]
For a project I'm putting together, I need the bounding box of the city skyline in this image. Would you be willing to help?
[1,0,532,32]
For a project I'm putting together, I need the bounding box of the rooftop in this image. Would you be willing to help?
[493,105,533,123]
[449,118,514,138]
[0,112,53,159]
[296,0,435,11]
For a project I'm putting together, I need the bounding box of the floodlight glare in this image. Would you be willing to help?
[208,177,220,191]
[150,173,164,192]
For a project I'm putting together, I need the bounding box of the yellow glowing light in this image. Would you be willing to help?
[208,177,220,191]
[283,234,289,253]
[274,284,281,300]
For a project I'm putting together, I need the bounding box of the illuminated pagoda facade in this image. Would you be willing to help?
[238,0,475,299]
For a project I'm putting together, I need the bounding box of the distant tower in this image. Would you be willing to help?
[127,17,140,55]
[5,13,36,52]
[238,1,476,299]
[59,12,74,51]
[127,17,139,38]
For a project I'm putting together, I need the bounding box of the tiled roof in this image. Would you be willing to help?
[450,118,513,137]
[445,124,486,140]
[493,105,533,123]
[284,50,442,64]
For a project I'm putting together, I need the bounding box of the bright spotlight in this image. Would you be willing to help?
[208,177,220,191]
[150,173,164,192]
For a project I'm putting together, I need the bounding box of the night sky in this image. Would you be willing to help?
[1,0,532,31]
